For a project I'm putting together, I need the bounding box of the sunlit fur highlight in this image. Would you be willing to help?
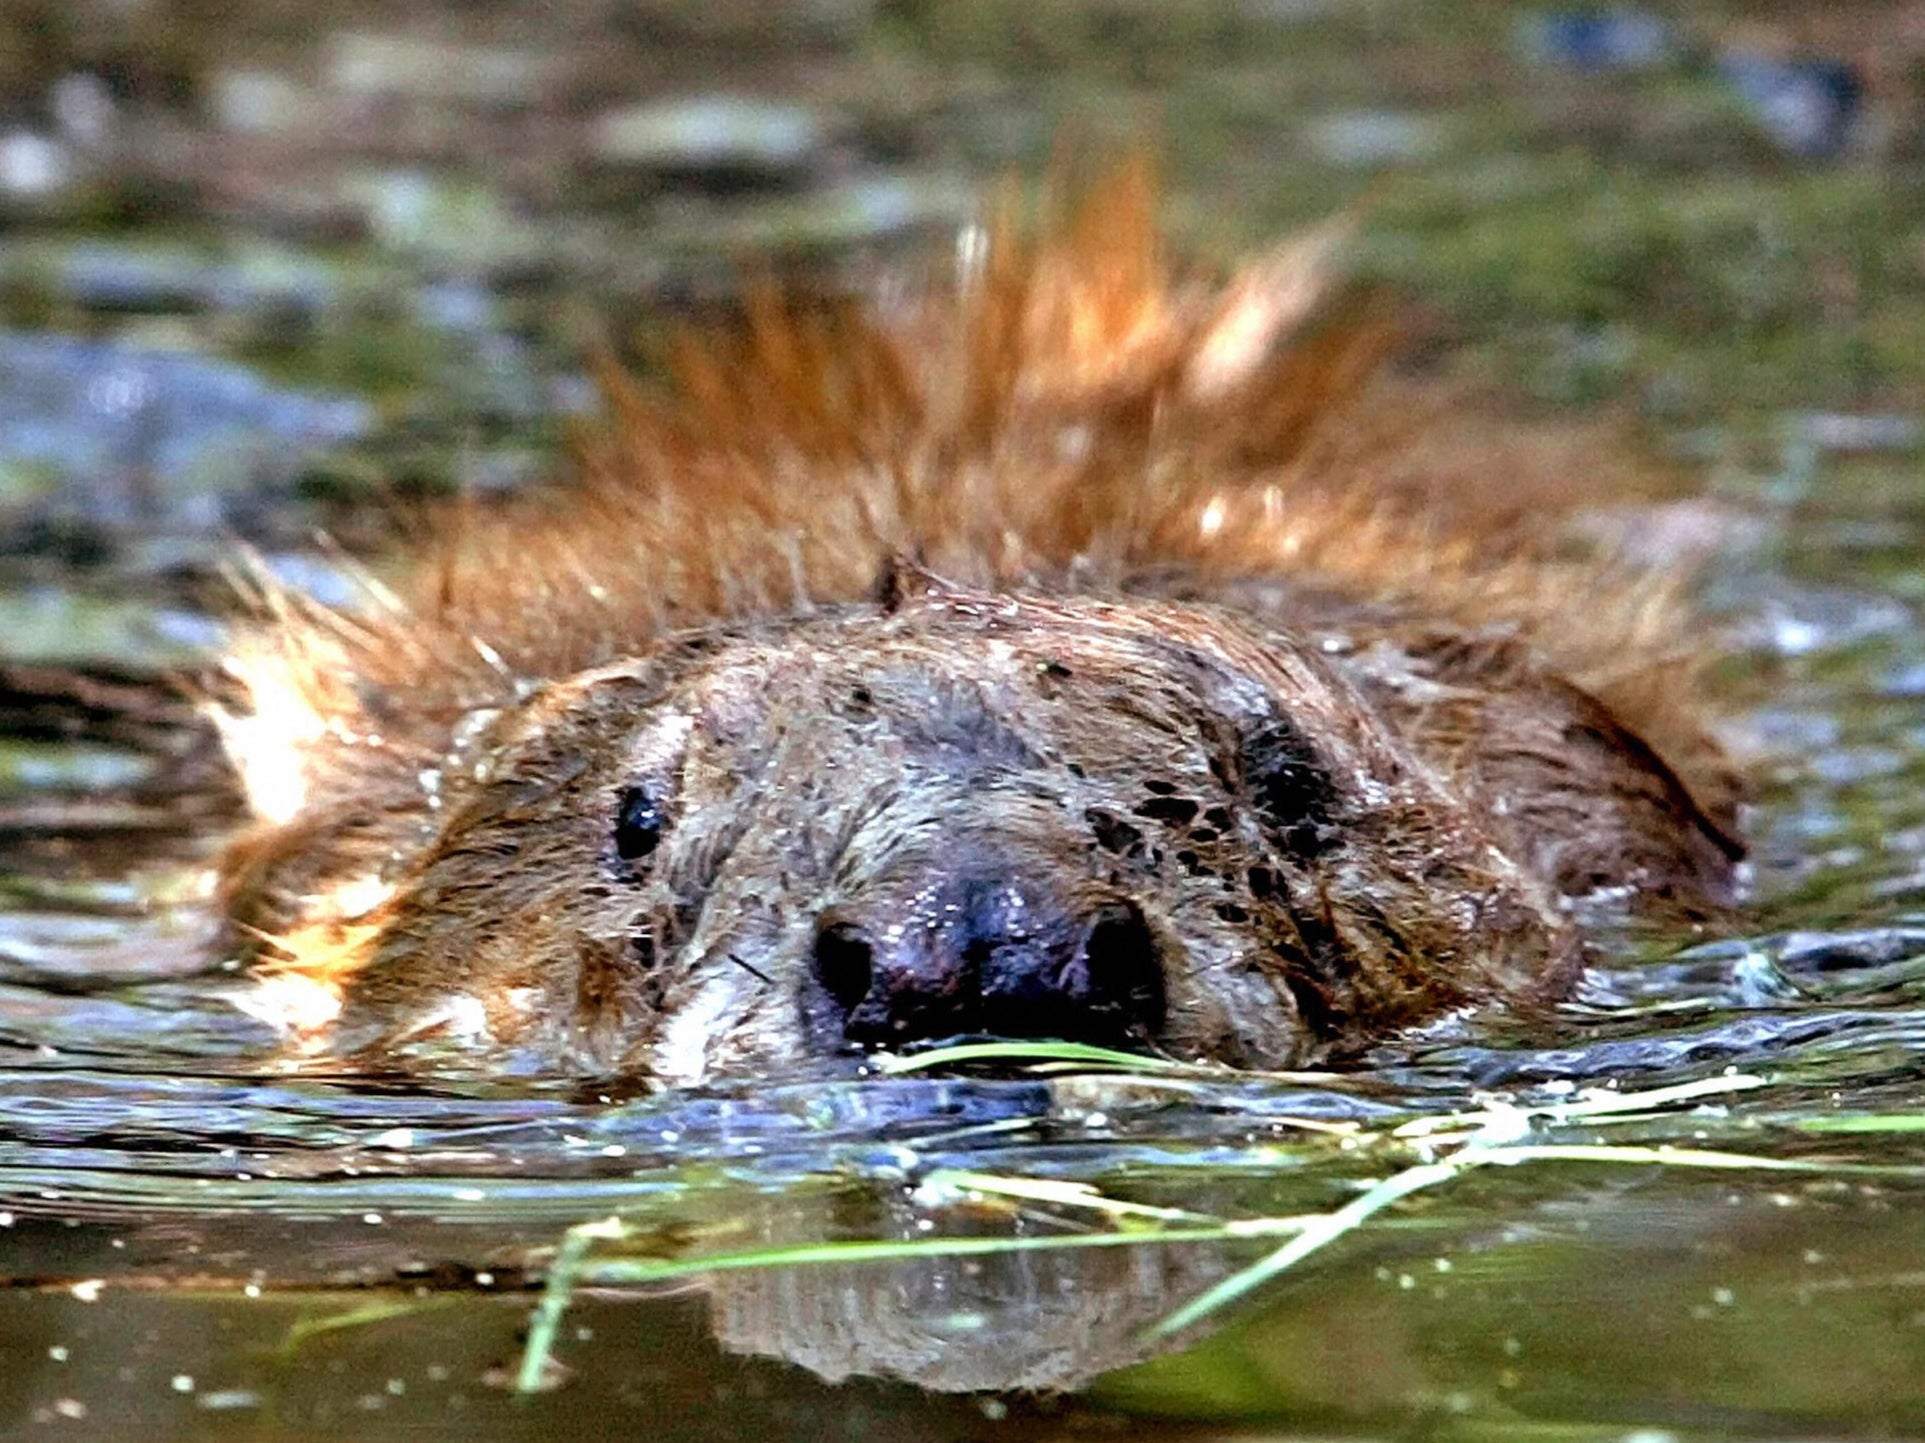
[212,162,1731,1023]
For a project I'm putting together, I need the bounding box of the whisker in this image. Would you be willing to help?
[728,952,775,986]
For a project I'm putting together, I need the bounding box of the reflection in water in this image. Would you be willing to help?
[705,1191,1238,1391]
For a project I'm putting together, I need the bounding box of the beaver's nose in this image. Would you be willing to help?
[811,878,1166,1050]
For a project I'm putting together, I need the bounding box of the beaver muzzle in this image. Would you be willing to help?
[811,858,1167,1052]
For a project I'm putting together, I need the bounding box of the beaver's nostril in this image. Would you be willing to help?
[815,884,1165,1052]
[812,920,876,1015]
[1081,900,1167,1037]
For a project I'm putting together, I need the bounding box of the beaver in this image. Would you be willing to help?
[211,165,1744,1082]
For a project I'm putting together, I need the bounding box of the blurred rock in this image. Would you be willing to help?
[207,69,310,134]
[1737,584,1913,658]
[325,32,552,108]
[0,587,211,666]
[20,241,336,316]
[0,738,154,794]
[1517,8,1673,72]
[1790,412,1921,455]
[1718,53,1868,159]
[0,131,73,201]
[413,279,497,333]
[347,170,542,270]
[51,73,117,147]
[650,174,970,256]
[592,96,826,178]
[1304,110,1442,167]
[0,332,369,534]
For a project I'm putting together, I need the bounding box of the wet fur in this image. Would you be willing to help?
[212,162,1743,1080]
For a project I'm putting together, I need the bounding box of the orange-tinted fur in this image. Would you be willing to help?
[211,163,1741,1076]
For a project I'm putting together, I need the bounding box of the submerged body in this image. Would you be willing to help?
[214,169,1743,1082]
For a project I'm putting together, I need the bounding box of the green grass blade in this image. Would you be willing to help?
[516,1216,626,1395]
[1147,1158,1466,1340]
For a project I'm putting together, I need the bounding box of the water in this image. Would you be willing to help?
[3,504,1923,1433]
[3,2,1924,1437]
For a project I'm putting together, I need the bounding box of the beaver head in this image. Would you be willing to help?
[273,568,1567,1081]
[213,168,1741,1081]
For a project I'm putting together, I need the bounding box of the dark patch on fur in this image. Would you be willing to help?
[1086,808,1144,855]
[1134,795,1200,825]
[1240,716,1339,857]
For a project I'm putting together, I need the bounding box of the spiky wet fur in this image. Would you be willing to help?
[213,163,1742,1079]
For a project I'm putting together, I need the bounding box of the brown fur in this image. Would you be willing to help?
[211,162,1742,1081]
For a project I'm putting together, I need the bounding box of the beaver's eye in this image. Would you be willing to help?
[614,784,667,862]
[1241,717,1337,856]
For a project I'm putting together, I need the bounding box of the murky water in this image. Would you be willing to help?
[2,3,1924,1439]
